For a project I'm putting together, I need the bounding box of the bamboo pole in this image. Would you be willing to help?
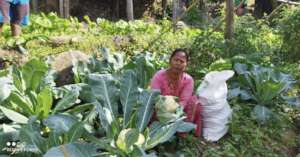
[225,0,234,39]
[172,0,179,31]
[126,0,134,21]
[31,0,38,13]
[59,0,64,17]
[64,0,70,18]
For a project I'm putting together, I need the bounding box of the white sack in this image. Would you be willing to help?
[197,70,234,141]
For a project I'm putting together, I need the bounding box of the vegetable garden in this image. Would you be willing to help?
[0,2,299,157]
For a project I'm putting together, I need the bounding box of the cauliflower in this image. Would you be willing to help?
[155,96,183,123]
[156,95,180,113]
[116,128,145,152]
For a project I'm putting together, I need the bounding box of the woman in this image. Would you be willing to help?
[151,49,202,137]
[0,0,30,53]
[235,0,247,16]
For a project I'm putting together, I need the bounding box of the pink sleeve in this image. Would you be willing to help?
[150,71,162,90]
[179,77,194,108]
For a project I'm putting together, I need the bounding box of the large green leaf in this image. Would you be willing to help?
[78,84,97,103]
[43,143,98,157]
[136,54,155,88]
[0,106,28,124]
[101,48,124,71]
[36,87,53,118]
[9,92,34,115]
[43,114,77,134]
[0,77,13,103]
[253,105,273,124]
[136,90,160,132]
[120,70,139,127]
[67,122,86,143]
[94,101,110,133]
[130,147,157,157]
[19,122,47,154]
[87,74,119,119]
[257,80,285,104]
[21,59,49,92]
[12,65,26,93]
[144,121,179,150]
[72,60,90,84]
[176,121,196,133]
[53,89,79,113]
[95,101,119,139]
[39,70,56,89]
[233,63,248,75]
[124,53,156,88]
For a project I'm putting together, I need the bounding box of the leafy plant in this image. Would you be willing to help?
[277,6,300,62]
[230,63,299,124]
[80,70,194,156]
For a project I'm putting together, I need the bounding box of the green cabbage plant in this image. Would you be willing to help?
[230,63,299,124]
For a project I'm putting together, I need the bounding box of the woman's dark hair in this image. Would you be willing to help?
[170,48,189,62]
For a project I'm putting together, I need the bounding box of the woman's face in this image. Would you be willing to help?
[169,51,187,73]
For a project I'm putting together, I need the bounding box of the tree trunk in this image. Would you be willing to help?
[126,0,134,21]
[31,0,38,13]
[112,0,120,19]
[162,0,167,17]
[45,0,51,12]
[225,0,234,39]
[59,0,64,17]
[172,0,179,30]
[254,0,277,18]
[199,0,209,25]
[179,0,187,15]
[64,0,70,18]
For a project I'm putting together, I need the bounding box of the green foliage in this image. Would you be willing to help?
[44,143,98,157]
[231,63,299,123]
[0,13,200,60]
[0,59,53,118]
[0,10,299,157]
[231,15,281,56]
[277,6,300,62]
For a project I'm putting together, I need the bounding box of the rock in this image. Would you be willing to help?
[52,51,90,86]
[176,21,188,29]
[49,35,83,47]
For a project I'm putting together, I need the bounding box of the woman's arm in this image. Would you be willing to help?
[179,76,194,107]
[150,70,163,90]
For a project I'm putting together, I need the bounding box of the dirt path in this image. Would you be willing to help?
[0,49,28,69]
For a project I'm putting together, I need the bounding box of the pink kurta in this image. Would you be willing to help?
[151,69,194,107]
[151,69,202,137]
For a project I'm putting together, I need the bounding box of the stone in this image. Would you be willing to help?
[49,35,83,47]
[52,51,90,86]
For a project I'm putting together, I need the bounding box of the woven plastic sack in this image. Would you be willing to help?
[197,70,234,141]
